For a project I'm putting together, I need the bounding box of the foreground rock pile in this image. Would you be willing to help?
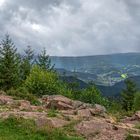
[42,95,107,118]
[0,94,140,140]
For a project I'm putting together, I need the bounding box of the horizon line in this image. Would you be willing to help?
[50,52,140,57]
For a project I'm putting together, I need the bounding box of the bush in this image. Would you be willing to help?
[7,87,40,105]
[24,65,72,97]
[79,85,109,107]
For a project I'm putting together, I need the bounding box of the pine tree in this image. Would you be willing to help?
[20,45,34,80]
[121,79,137,111]
[37,48,54,71]
[0,34,20,90]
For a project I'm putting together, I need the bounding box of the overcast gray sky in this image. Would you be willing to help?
[0,0,140,56]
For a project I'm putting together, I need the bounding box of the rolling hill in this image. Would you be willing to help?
[51,53,140,86]
[61,75,140,97]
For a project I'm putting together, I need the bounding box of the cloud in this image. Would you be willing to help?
[0,0,139,56]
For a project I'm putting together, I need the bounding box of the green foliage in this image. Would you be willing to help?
[121,79,137,111]
[108,100,122,114]
[79,85,109,107]
[20,45,34,81]
[25,65,71,97]
[0,117,83,140]
[47,109,58,117]
[67,82,82,100]
[7,87,40,105]
[133,92,140,111]
[0,34,20,90]
[36,48,54,71]
[134,122,140,129]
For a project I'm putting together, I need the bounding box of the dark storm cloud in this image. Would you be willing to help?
[0,0,139,56]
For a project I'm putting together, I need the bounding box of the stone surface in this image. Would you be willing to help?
[36,117,69,128]
[75,119,127,140]
[1,94,140,140]
[0,95,13,105]
[94,104,106,113]
[42,95,72,105]
[46,100,73,110]
[78,109,92,118]
[18,100,31,111]
[60,110,77,115]
[43,95,73,110]
[0,111,47,119]
[72,101,83,109]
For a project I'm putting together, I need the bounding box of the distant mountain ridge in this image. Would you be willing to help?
[51,53,140,86]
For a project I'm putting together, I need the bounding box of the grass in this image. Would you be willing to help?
[47,109,58,117]
[135,123,140,129]
[0,117,84,140]
[62,120,83,137]
[125,134,140,140]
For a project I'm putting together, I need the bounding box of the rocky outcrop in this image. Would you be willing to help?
[42,95,107,118]
[75,118,127,140]
[1,94,140,140]
[42,95,73,110]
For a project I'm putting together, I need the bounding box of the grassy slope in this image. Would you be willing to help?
[0,117,83,140]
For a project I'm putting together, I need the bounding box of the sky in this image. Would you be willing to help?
[0,0,140,56]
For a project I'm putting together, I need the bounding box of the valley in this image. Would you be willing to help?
[51,53,140,96]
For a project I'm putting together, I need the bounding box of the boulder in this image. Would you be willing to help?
[94,104,106,112]
[72,101,83,109]
[36,117,69,128]
[46,100,73,110]
[18,100,32,111]
[0,95,13,105]
[42,95,73,110]
[77,103,93,110]
[89,104,106,116]
[42,95,72,105]
[77,109,92,118]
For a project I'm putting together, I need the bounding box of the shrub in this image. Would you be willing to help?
[24,65,72,97]
[79,85,109,107]
[7,87,40,105]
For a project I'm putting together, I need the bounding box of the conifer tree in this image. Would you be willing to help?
[0,34,20,90]
[121,79,137,111]
[20,45,34,80]
[37,48,54,71]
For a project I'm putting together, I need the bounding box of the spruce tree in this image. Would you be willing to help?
[37,48,54,71]
[20,45,34,80]
[0,34,20,90]
[121,79,137,111]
